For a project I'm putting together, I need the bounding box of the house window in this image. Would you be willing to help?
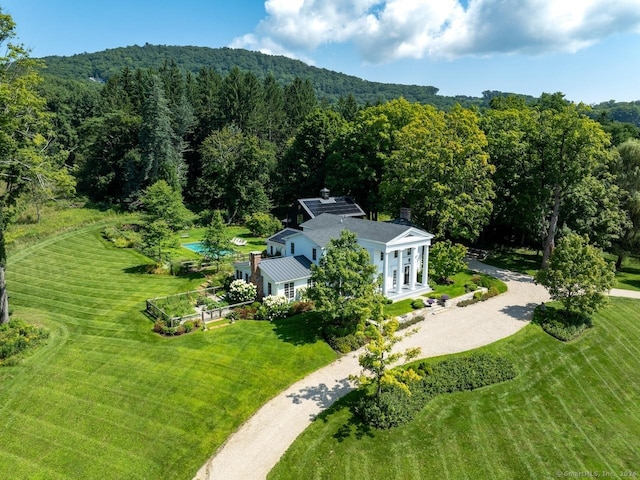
[392,270,397,287]
[236,270,242,279]
[380,252,384,261]
[245,273,249,282]
[268,282,272,295]
[284,282,294,299]
[394,251,398,258]
[270,246,274,255]
[307,278,314,288]
[312,248,317,260]
[291,242,295,255]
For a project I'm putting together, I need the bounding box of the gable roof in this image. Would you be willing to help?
[289,227,343,249]
[298,196,365,219]
[300,213,433,244]
[259,255,312,283]
[266,228,299,245]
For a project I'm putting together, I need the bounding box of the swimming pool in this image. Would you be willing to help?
[181,242,233,255]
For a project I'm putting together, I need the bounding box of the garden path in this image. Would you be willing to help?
[194,261,550,480]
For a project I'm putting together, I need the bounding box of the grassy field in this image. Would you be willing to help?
[1,222,336,479]
[269,298,640,479]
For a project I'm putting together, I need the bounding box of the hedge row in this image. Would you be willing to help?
[355,353,516,429]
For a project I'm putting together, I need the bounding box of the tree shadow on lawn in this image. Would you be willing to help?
[272,312,325,345]
[309,388,375,442]
[616,265,640,290]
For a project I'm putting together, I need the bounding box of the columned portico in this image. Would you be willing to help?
[382,244,431,300]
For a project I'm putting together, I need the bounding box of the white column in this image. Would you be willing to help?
[422,244,430,287]
[382,250,389,295]
[397,248,403,291]
[409,246,416,290]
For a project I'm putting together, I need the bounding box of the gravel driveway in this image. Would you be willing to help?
[194,261,551,480]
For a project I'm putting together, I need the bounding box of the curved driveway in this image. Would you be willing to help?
[195,261,551,480]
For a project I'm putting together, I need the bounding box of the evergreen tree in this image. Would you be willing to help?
[138,74,185,193]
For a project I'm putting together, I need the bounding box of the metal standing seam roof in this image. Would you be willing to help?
[258,255,312,283]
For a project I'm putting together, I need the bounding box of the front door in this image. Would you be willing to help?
[404,265,410,285]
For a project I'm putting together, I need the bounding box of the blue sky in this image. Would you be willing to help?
[3,0,640,104]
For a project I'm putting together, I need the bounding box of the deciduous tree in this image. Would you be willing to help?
[307,230,383,332]
[381,104,494,240]
[351,319,421,401]
[0,11,75,324]
[429,240,468,284]
[612,139,640,268]
[535,233,615,316]
[201,210,228,272]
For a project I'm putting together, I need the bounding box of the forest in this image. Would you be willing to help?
[32,50,640,270]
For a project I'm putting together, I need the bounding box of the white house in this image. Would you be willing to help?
[234,213,434,301]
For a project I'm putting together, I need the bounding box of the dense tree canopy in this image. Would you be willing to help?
[0,10,75,323]
[484,94,620,267]
[382,104,494,240]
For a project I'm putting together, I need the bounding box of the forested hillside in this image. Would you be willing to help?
[40,44,503,108]
[29,41,640,266]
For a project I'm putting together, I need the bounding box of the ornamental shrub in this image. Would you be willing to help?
[227,279,257,304]
[411,299,425,309]
[261,295,290,321]
[354,353,516,429]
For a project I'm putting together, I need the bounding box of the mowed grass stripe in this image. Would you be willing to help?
[269,301,640,480]
[1,224,337,479]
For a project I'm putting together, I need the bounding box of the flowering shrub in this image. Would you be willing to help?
[261,295,290,321]
[227,279,257,304]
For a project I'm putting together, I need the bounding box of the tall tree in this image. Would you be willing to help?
[278,108,346,205]
[0,11,75,323]
[201,210,228,272]
[77,110,141,202]
[381,104,494,240]
[138,74,185,194]
[327,98,418,220]
[219,67,263,135]
[284,77,317,135]
[198,126,276,222]
[612,139,640,268]
[261,73,287,146]
[535,99,614,268]
[483,94,617,266]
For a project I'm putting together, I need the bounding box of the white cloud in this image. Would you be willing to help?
[231,0,640,63]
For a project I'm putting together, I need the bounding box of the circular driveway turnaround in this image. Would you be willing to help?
[195,261,551,480]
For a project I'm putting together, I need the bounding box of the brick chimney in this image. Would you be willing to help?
[400,207,412,222]
[249,251,264,299]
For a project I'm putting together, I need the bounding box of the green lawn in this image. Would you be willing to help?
[383,270,507,317]
[485,247,640,292]
[1,223,336,479]
[269,298,640,479]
